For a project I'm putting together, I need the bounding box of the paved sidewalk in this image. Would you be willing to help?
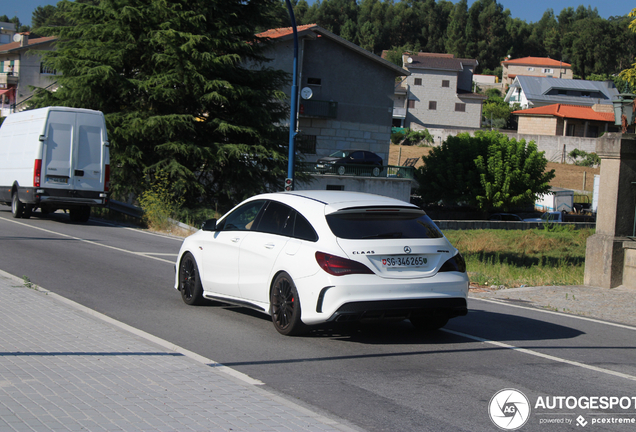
[0,271,360,432]
[470,285,636,328]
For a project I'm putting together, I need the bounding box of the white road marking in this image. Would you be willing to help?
[472,297,636,331]
[1,217,175,264]
[442,328,636,382]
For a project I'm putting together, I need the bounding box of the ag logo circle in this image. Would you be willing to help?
[488,388,531,430]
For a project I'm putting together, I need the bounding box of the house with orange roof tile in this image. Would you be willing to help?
[254,24,408,165]
[0,23,58,115]
[501,56,572,87]
[512,103,624,137]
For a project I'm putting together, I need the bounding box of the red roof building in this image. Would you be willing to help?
[502,56,572,87]
[513,103,620,137]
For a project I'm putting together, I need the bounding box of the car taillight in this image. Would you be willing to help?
[33,159,42,187]
[315,252,374,276]
[104,164,110,192]
[439,252,467,273]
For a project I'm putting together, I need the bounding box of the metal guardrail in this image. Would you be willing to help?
[297,162,416,179]
[107,199,144,219]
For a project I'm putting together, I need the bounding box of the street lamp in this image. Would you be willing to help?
[612,94,636,134]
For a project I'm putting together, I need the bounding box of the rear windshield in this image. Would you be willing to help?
[326,209,443,239]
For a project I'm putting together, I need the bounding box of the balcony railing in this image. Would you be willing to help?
[393,107,406,118]
[299,99,338,119]
[297,162,415,179]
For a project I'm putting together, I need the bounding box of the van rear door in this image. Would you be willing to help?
[43,110,108,192]
[73,112,107,193]
[44,111,73,187]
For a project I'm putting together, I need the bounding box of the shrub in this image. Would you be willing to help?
[138,169,184,231]
[415,130,555,212]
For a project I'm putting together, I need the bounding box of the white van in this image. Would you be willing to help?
[0,107,110,222]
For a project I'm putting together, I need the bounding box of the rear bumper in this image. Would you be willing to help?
[326,297,468,323]
[18,186,108,207]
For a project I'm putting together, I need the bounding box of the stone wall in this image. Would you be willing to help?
[296,174,414,203]
[299,118,391,163]
[517,117,558,136]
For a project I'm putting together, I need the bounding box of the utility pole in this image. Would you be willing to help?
[284,0,299,191]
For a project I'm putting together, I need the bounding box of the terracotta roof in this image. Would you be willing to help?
[0,36,57,52]
[256,24,318,39]
[512,104,614,122]
[502,57,571,67]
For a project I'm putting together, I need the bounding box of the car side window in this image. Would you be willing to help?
[293,212,319,242]
[350,151,364,161]
[257,201,294,235]
[218,200,266,231]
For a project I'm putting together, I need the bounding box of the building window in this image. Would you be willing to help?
[414,78,422,86]
[558,90,567,95]
[527,67,535,71]
[566,124,576,136]
[307,77,321,86]
[429,101,437,110]
[442,80,450,88]
[455,103,466,112]
[40,63,56,75]
[543,68,553,74]
[408,100,416,109]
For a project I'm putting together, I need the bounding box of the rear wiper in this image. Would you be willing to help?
[362,231,403,239]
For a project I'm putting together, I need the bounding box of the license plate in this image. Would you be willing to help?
[47,176,68,184]
[381,255,428,268]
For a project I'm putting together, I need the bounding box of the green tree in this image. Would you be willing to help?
[415,131,554,211]
[619,7,636,87]
[445,0,468,58]
[482,88,517,129]
[31,0,290,212]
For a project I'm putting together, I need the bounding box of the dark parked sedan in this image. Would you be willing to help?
[316,149,383,176]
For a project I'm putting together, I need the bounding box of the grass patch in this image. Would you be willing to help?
[444,228,594,288]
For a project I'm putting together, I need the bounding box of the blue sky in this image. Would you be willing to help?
[4,0,633,27]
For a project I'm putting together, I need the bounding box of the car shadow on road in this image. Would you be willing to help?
[208,303,585,345]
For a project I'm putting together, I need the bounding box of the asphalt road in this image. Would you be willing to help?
[1,207,635,431]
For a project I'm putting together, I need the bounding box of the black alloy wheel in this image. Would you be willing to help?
[271,272,305,336]
[179,253,204,305]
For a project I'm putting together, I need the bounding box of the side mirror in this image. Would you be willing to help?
[201,218,218,231]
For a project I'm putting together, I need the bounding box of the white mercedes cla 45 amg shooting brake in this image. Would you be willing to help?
[174,191,468,335]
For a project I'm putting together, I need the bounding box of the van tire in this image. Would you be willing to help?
[11,193,24,218]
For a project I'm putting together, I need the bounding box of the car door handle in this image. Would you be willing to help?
[231,238,240,243]
[264,243,275,249]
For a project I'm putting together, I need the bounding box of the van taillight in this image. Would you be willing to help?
[315,252,374,276]
[34,159,42,187]
[104,164,110,192]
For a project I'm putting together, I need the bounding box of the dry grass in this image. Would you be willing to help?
[445,228,594,288]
